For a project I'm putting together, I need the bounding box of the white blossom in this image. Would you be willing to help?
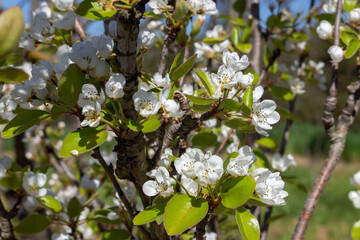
[206,25,224,38]
[107,212,118,220]
[148,0,168,15]
[350,171,360,188]
[222,49,250,72]
[163,99,185,118]
[288,78,306,95]
[89,59,110,78]
[350,8,360,22]
[187,0,218,15]
[226,146,257,176]
[80,175,100,191]
[0,156,12,180]
[30,60,54,89]
[51,231,72,240]
[328,45,343,63]
[204,119,217,128]
[240,73,254,88]
[77,84,105,108]
[211,65,242,89]
[31,12,55,42]
[22,172,47,197]
[147,20,163,31]
[33,2,52,18]
[252,100,280,137]
[0,95,17,121]
[54,0,74,11]
[69,41,99,70]
[213,40,229,54]
[316,20,333,40]
[133,90,161,117]
[92,35,114,59]
[175,148,205,178]
[195,42,215,61]
[181,176,198,196]
[349,191,360,208]
[323,0,338,13]
[152,72,170,87]
[54,44,73,79]
[19,32,35,51]
[182,83,194,95]
[105,73,126,99]
[271,153,296,172]
[22,196,40,212]
[253,168,288,206]
[143,166,175,197]
[158,148,173,169]
[138,28,156,50]
[80,103,102,127]
[194,152,224,186]
[54,10,76,30]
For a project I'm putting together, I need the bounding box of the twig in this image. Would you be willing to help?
[250,0,261,74]
[91,148,152,240]
[215,129,233,155]
[257,48,281,86]
[291,1,360,239]
[0,194,23,240]
[75,18,86,41]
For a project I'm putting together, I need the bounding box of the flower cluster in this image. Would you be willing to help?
[148,0,218,16]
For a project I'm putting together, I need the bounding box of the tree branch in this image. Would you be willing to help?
[250,0,261,74]
[257,48,281,86]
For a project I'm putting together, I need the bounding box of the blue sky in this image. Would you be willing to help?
[2,0,321,35]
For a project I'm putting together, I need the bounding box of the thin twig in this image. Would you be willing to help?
[75,18,86,41]
[251,0,261,74]
[257,48,281,86]
[91,148,152,240]
[215,129,233,155]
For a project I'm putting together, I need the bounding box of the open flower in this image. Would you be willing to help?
[31,12,54,42]
[0,156,12,180]
[148,0,168,14]
[211,65,242,89]
[174,148,205,178]
[23,172,47,197]
[105,73,126,99]
[54,10,76,30]
[226,146,257,176]
[253,168,288,206]
[288,78,305,95]
[54,0,74,11]
[316,20,332,40]
[350,171,360,188]
[187,0,218,15]
[271,153,296,172]
[80,175,100,191]
[143,167,175,197]
[222,49,250,72]
[133,90,161,117]
[328,45,343,63]
[80,103,102,127]
[152,73,170,87]
[349,191,360,208]
[181,176,198,196]
[194,152,224,186]
[69,41,99,70]
[252,100,280,137]
[78,84,105,108]
[163,99,185,118]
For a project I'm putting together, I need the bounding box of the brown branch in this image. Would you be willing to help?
[257,48,281,86]
[75,18,86,41]
[91,148,151,240]
[0,194,23,240]
[250,0,261,74]
[215,129,234,155]
[291,1,360,239]
[195,208,213,240]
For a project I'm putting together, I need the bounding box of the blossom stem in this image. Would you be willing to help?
[116,99,125,120]
[100,118,121,133]
[170,175,191,196]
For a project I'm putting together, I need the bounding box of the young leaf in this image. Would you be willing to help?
[220,99,241,112]
[171,54,197,81]
[169,49,185,75]
[123,118,143,131]
[344,0,358,12]
[133,204,166,225]
[58,64,86,106]
[236,43,252,54]
[194,69,216,95]
[184,94,217,105]
[314,13,335,24]
[0,67,29,83]
[242,86,253,111]
[1,110,50,138]
[235,207,260,240]
[192,132,217,147]
[174,0,187,22]
[352,220,360,240]
[251,148,270,170]
[0,171,23,190]
[60,127,108,157]
[67,197,83,219]
[164,194,208,235]
[220,176,256,209]
[276,108,295,120]
[89,209,122,225]
[142,116,162,133]
[269,86,294,101]
[76,0,116,20]
[37,196,62,213]
[345,39,360,59]
[14,214,51,235]
[0,7,24,59]
[223,118,252,131]
[256,137,278,150]
[202,35,229,45]
[101,229,131,240]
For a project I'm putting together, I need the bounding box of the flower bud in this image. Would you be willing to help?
[350,8,360,22]
[328,45,343,63]
[316,20,332,40]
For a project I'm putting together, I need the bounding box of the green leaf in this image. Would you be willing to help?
[76,0,116,20]
[1,110,50,138]
[345,39,360,58]
[340,29,358,45]
[276,108,295,120]
[0,67,29,83]
[220,176,256,209]
[190,19,201,39]
[58,64,86,106]
[0,7,24,59]
[193,103,212,113]
[142,116,162,133]
[90,209,122,224]
[67,197,83,218]
[234,0,247,15]
[37,196,62,213]
[60,127,108,157]
[269,86,294,101]
[194,69,216,95]
[192,132,217,147]
[101,229,131,240]
[124,118,143,131]
[184,94,217,105]
[51,105,67,120]
[251,148,270,170]
[220,99,241,112]
[202,35,229,45]
[0,171,23,190]
[223,118,253,132]
[164,194,208,235]
[133,204,166,225]
[344,0,358,11]
[236,43,252,54]
[314,13,335,24]
[15,214,51,235]
[246,197,271,207]
[232,27,240,46]
[143,12,163,18]
[288,32,308,43]
[171,54,197,81]
[257,137,278,149]
[169,49,185,75]
[352,219,360,240]
[174,0,187,22]
[242,86,253,111]
[235,207,260,240]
